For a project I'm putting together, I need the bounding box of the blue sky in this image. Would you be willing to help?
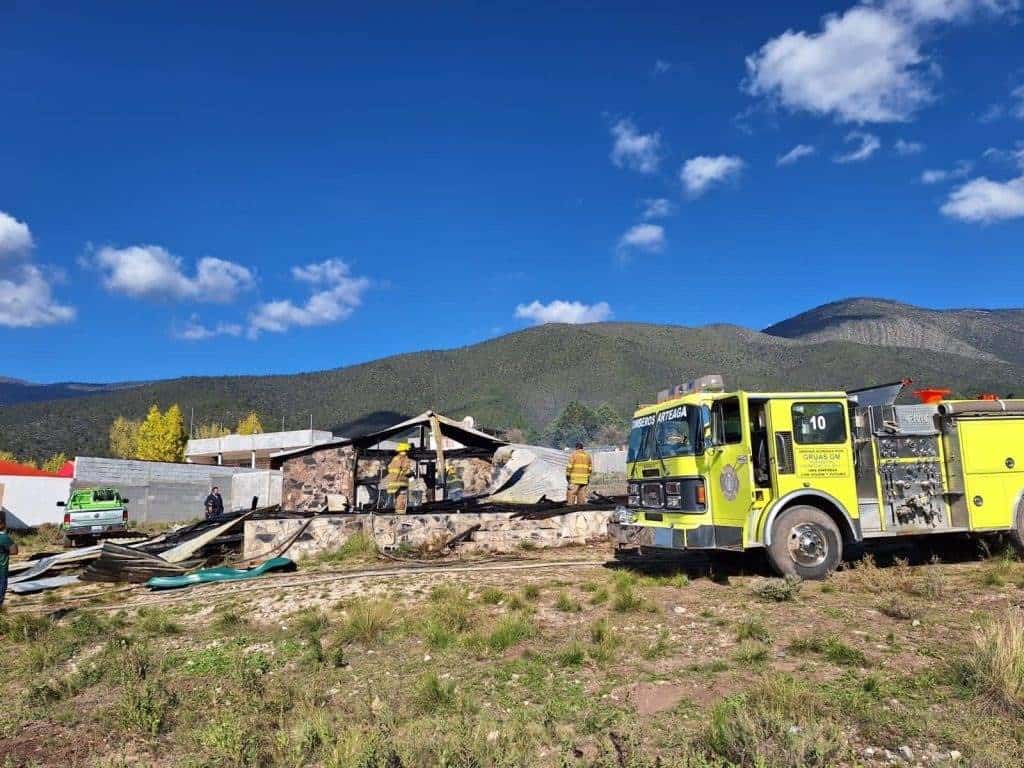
[2,1,1023,383]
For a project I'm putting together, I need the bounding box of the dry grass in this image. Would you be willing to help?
[966,608,1024,716]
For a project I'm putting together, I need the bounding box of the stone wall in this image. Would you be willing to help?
[244,510,613,560]
[281,447,356,513]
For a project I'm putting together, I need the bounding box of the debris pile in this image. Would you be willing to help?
[8,506,293,595]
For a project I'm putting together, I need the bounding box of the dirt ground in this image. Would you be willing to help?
[2,541,1024,767]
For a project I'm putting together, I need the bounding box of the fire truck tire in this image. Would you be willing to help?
[767,505,842,580]
[1009,498,1024,554]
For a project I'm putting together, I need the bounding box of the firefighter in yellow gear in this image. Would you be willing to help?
[386,443,415,514]
[566,441,593,505]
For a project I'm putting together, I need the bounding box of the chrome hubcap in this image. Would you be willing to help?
[787,523,827,567]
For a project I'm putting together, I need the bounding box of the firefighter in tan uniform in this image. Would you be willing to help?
[386,443,415,514]
[566,441,593,505]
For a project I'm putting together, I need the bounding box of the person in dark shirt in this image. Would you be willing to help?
[203,486,225,519]
[0,511,19,609]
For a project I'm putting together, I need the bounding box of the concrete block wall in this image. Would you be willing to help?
[244,510,613,561]
[73,457,265,524]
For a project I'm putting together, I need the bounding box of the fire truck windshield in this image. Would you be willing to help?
[628,405,704,461]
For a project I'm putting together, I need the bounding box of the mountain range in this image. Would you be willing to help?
[1,297,1021,461]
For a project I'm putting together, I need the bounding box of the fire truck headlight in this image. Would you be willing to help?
[665,495,682,509]
[628,483,639,496]
[665,481,681,495]
[628,494,640,507]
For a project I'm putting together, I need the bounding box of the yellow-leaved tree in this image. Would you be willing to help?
[41,452,68,473]
[135,404,187,462]
[195,422,231,439]
[236,411,264,435]
[0,450,37,468]
[109,416,141,459]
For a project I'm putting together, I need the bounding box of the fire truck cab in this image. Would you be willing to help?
[610,376,1024,579]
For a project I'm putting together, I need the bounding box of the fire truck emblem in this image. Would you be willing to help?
[720,464,740,501]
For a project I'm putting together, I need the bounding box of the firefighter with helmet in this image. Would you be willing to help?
[566,441,593,505]
[386,442,415,514]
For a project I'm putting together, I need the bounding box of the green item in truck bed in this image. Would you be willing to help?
[145,557,296,590]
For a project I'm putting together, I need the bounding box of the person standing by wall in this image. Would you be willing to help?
[386,443,415,514]
[566,441,593,505]
[0,511,19,610]
[204,486,225,519]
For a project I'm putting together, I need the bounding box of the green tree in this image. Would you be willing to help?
[236,411,264,435]
[543,401,601,448]
[41,452,68,473]
[195,422,231,439]
[135,405,187,462]
[109,416,141,459]
[593,403,628,446]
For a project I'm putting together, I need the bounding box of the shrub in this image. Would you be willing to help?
[522,584,541,601]
[316,532,378,564]
[0,613,51,642]
[964,608,1024,716]
[701,676,851,767]
[732,641,769,664]
[294,609,330,638]
[130,607,180,637]
[751,576,802,602]
[485,615,534,653]
[480,587,505,605]
[557,641,586,667]
[589,588,610,606]
[119,679,175,736]
[412,671,458,713]
[193,713,269,768]
[612,588,643,613]
[554,592,582,613]
[423,619,456,650]
[736,617,772,644]
[789,635,866,667]
[338,600,394,645]
[642,628,672,660]
[213,610,249,632]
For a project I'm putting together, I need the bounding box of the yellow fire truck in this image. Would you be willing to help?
[609,376,1024,579]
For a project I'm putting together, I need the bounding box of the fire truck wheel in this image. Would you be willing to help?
[1009,498,1024,554]
[767,505,842,580]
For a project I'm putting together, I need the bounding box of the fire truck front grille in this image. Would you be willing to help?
[641,483,663,508]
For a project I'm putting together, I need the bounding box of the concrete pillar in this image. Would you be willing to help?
[217,453,223,466]
[251,450,257,469]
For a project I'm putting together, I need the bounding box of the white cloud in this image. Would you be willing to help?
[248,258,370,336]
[835,131,881,162]
[920,160,972,183]
[978,103,1006,123]
[93,245,254,302]
[0,265,76,328]
[0,210,75,328]
[610,119,661,174]
[175,314,243,341]
[886,0,1019,23]
[652,59,671,75]
[617,223,665,254]
[940,174,1024,222]
[744,1,1018,124]
[894,139,925,155]
[514,299,612,325]
[680,155,745,197]
[0,211,33,255]
[641,198,674,219]
[1013,84,1024,119]
[777,144,817,166]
